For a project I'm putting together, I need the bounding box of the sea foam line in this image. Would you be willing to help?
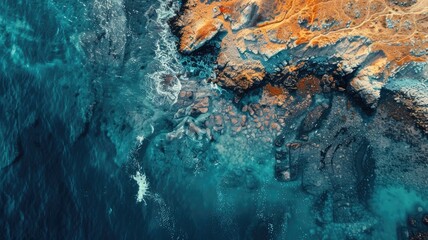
[144,0,184,104]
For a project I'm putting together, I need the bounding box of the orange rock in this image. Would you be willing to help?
[235,126,242,132]
[241,115,247,125]
[179,91,187,98]
[288,142,301,149]
[214,115,223,126]
[270,122,280,131]
[296,76,321,95]
[266,84,284,96]
[248,106,255,116]
[175,0,428,106]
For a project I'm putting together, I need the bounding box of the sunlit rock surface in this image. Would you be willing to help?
[174,0,428,108]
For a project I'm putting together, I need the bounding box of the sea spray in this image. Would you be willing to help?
[133,171,149,204]
[144,0,183,105]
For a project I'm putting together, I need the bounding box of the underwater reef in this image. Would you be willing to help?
[1,0,428,239]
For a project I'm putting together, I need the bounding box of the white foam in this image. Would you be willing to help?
[136,135,145,144]
[144,0,184,104]
[133,171,149,204]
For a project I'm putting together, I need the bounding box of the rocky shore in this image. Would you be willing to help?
[148,70,428,238]
[173,0,428,110]
[155,0,428,238]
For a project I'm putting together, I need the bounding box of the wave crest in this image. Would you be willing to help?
[144,0,184,104]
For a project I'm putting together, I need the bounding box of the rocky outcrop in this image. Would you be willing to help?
[383,63,428,133]
[158,70,428,238]
[174,0,428,108]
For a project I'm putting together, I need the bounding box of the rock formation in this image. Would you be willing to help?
[174,0,428,108]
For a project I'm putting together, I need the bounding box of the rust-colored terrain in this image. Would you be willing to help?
[175,0,428,107]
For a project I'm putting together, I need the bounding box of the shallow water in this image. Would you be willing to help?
[1,0,428,239]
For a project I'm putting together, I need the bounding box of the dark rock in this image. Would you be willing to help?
[274,134,286,147]
[275,150,287,160]
[354,139,375,203]
[274,162,290,181]
[423,215,428,226]
[298,103,330,138]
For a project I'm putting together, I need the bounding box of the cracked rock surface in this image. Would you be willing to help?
[174,0,428,108]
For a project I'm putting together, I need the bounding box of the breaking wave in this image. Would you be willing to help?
[133,171,149,204]
[144,0,184,104]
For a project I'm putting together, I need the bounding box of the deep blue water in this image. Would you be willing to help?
[1,0,428,239]
[0,0,158,238]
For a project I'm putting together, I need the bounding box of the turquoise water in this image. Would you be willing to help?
[1,0,427,239]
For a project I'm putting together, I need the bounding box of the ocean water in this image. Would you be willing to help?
[1,0,428,239]
[0,0,162,238]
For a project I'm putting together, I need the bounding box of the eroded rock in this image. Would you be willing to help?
[174,0,428,107]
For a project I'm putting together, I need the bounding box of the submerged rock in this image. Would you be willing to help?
[298,103,330,138]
